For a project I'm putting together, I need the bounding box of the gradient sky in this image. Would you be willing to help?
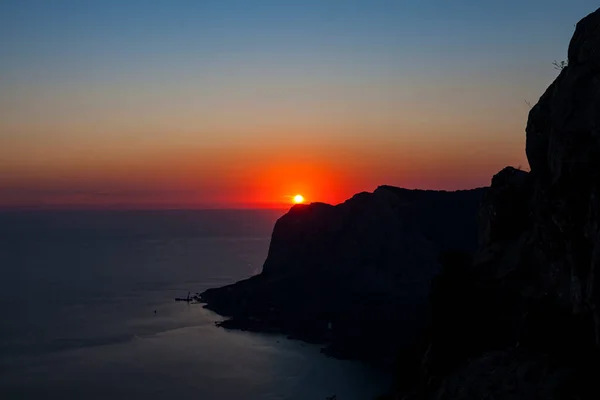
[1,0,597,208]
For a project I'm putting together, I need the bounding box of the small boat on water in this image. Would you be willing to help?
[175,292,192,302]
[175,292,202,302]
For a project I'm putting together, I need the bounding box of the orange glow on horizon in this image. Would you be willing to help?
[0,135,528,209]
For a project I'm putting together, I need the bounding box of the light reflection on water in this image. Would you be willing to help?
[1,305,389,400]
[0,210,390,399]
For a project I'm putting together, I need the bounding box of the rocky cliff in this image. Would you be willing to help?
[400,8,600,399]
[201,185,486,363]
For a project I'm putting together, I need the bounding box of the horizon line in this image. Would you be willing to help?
[0,206,292,212]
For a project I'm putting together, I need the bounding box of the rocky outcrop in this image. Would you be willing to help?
[400,8,600,399]
[477,167,531,248]
[201,185,486,363]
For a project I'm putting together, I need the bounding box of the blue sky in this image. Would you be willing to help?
[1,0,593,84]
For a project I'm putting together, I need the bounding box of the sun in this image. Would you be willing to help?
[293,194,305,204]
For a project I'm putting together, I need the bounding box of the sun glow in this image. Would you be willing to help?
[293,194,305,204]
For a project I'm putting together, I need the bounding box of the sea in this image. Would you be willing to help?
[0,210,390,400]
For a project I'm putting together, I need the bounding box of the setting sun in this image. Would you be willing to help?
[293,194,305,204]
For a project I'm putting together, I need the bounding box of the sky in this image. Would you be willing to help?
[0,0,598,209]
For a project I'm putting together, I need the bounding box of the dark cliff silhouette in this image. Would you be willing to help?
[394,7,600,399]
[201,186,486,363]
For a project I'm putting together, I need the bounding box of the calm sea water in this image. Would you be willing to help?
[0,210,389,400]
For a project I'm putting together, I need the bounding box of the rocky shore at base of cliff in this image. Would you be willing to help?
[200,185,486,364]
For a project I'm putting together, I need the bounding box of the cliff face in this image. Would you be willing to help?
[201,185,486,363]
[524,7,600,325]
[411,8,600,399]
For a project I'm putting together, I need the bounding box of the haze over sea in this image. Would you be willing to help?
[0,209,389,399]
